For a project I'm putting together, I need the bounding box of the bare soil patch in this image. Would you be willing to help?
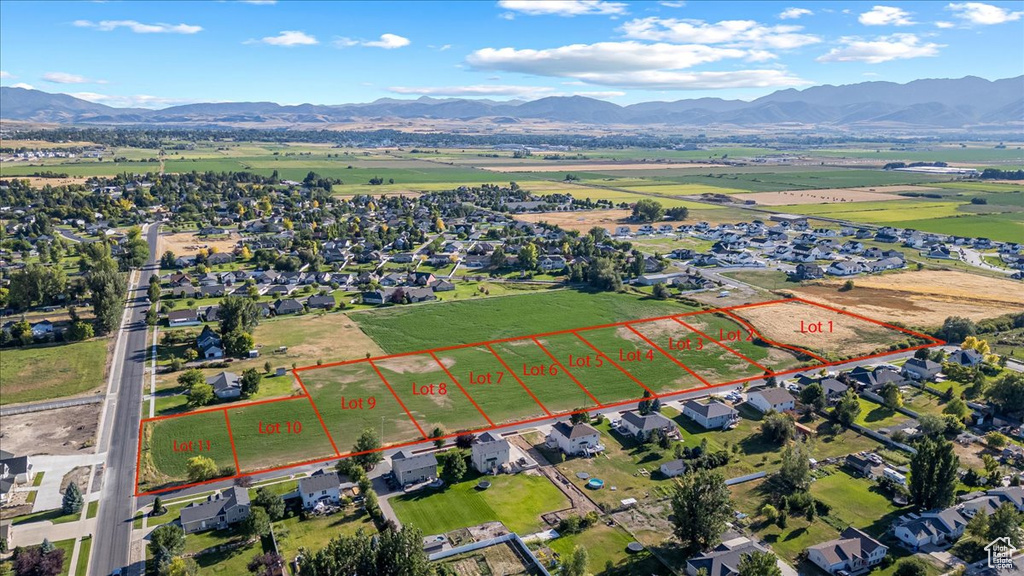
[0,404,100,456]
[158,231,238,257]
[513,209,701,233]
[61,466,91,494]
[375,354,445,374]
[815,270,1024,307]
[17,176,92,187]
[479,162,721,173]
[738,188,905,206]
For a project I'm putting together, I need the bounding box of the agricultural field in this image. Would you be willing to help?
[0,339,108,405]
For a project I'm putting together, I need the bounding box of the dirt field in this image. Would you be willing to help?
[729,301,908,357]
[15,176,92,187]
[813,270,1024,307]
[157,231,239,256]
[441,542,533,575]
[0,404,100,456]
[513,209,743,232]
[738,188,906,206]
[479,162,721,173]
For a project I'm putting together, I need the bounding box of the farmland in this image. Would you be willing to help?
[0,339,108,405]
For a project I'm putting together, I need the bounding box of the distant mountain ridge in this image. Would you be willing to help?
[2,75,1021,129]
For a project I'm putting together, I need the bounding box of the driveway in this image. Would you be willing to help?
[31,453,107,512]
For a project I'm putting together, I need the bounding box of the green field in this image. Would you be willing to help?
[545,523,667,575]
[141,409,237,490]
[391,473,569,535]
[352,290,697,355]
[488,339,603,413]
[226,397,338,472]
[433,345,548,425]
[888,214,1024,243]
[0,339,108,405]
[572,324,705,395]
[375,354,492,434]
[274,506,375,565]
[533,331,652,405]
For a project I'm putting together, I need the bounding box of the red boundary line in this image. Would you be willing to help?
[573,331,657,396]
[532,337,603,407]
[487,344,552,417]
[429,351,496,428]
[224,409,241,475]
[369,360,429,440]
[625,324,712,387]
[134,299,945,496]
[292,370,341,457]
[719,308,828,364]
[671,317,772,374]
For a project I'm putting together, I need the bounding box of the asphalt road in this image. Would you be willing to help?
[91,223,160,576]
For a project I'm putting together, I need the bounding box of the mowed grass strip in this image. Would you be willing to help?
[141,410,236,490]
[376,353,492,435]
[352,290,696,355]
[0,339,107,405]
[489,339,598,414]
[573,324,703,395]
[631,318,763,383]
[302,361,422,450]
[226,397,338,473]
[534,332,648,406]
[434,345,548,425]
[391,473,568,535]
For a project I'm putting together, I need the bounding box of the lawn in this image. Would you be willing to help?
[227,396,338,472]
[544,523,669,575]
[0,339,107,405]
[489,338,609,414]
[139,409,237,491]
[86,500,99,519]
[720,270,797,291]
[390,473,569,535]
[809,469,905,537]
[432,345,549,425]
[75,535,93,576]
[274,506,375,564]
[889,214,1024,243]
[352,289,697,355]
[852,397,913,431]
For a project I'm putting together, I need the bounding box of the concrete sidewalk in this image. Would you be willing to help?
[31,453,107,512]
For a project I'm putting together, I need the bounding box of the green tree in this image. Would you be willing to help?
[737,550,781,576]
[562,546,589,576]
[177,368,205,389]
[148,281,162,303]
[219,295,261,336]
[149,523,186,564]
[652,282,671,300]
[240,368,262,398]
[489,246,507,269]
[881,382,904,409]
[160,251,178,269]
[939,316,976,344]
[778,441,812,492]
[833,390,861,425]
[631,198,665,223]
[243,506,272,539]
[89,268,126,335]
[187,382,214,407]
[987,372,1024,415]
[66,321,94,342]
[160,557,200,576]
[943,397,970,421]
[799,383,825,411]
[430,427,445,449]
[670,469,732,553]
[909,437,959,510]
[441,450,467,482]
[351,429,383,470]
[518,243,538,271]
[760,412,795,445]
[186,455,219,482]
[62,482,84,515]
[224,329,256,357]
[254,487,285,521]
[893,558,929,576]
[587,257,622,292]
[988,502,1024,546]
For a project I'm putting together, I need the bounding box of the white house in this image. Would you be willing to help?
[660,459,687,478]
[298,469,341,509]
[806,527,888,575]
[747,388,796,414]
[902,358,942,381]
[682,400,739,430]
[207,371,241,400]
[893,509,968,549]
[391,451,437,486]
[548,422,603,456]
[948,348,983,367]
[167,309,201,327]
[471,432,511,474]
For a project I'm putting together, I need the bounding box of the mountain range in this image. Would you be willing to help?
[2,76,1021,130]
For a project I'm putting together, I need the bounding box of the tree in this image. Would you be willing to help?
[62,482,84,515]
[240,368,262,398]
[987,372,1024,415]
[778,440,812,492]
[799,383,825,412]
[518,243,538,271]
[893,558,929,576]
[254,487,285,520]
[177,368,205,389]
[988,502,1024,547]
[881,382,904,409]
[670,469,733,553]
[587,257,622,292]
[148,281,162,303]
[562,546,589,576]
[187,382,214,407]
[666,206,690,220]
[247,553,285,576]
[66,321,94,342]
[489,246,507,269]
[160,251,178,269]
[243,506,271,539]
[914,348,931,360]
[638,390,655,415]
[909,437,959,510]
[430,427,445,449]
[916,414,947,437]
[12,544,64,576]
[219,295,261,336]
[153,496,165,515]
[939,316,976,344]
[441,450,467,482]
[987,431,1010,449]
[224,329,256,357]
[89,269,126,335]
[833,390,861,425]
[737,550,781,576]
[149,523,186,564]
[943,397,970,421]
[160,557,200,576]
[186,455,219,482]
[760,412,795,445]
[631,199,665,223]
[351,428,383,470]
[652,282,671,300]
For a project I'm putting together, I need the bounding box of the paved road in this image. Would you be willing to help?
[91,223,160,576]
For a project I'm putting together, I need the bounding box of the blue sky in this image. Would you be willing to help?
[1,0,1021,108]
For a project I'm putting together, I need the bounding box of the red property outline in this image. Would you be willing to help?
[135,298,944,496]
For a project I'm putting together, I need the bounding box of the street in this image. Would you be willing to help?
[90,223,160,576]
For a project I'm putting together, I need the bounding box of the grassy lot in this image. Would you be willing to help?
[433,345,549,425]
[274,506,375,564]
[390,472,569,535]
[1,507,79,525]
[352,289,697,355]
[543,523,669,575]
[227,397,338,472]
[809,469,905,536]
[901,387,949,419]
[139,409,237,491]
[889,214,1024,243]
[0,339,107,405]
[852,397,913,431]
[721,270,798,292]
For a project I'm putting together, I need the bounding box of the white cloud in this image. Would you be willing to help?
[779,7,812,19]
[497,0,628,16]
[571,90,626,98]
[390,84,554,97]
[660,1,686,7]
[499,12,515,20]
[934,20,955,28]
[73,19,202,34]
[947,2,1023,24]
[562,69,809,90]
[42,72,107,84]
[469,42,749,75]
[363,33,410,49]
[68,92,199,108]
[439,44,452,51]
[0,71,11,79]
[858,6,916,26]
[619,17,821,49]
[252,30,318,46]
[11,83,35,89]
[817,34,942,63]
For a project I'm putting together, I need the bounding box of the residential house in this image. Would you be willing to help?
[0,451,33,504]
[538,255,567,271]
[682,400,739,430]
[619,411,676,440]
[306,294,336,310]
[196,325,223,360]
[660,459,687,478]
[167,309,201,327]
[405,287,437,303]
[948,349,983,367]
[298,469,342,509]
[686,538,771,576]
[471,432,511,474]
[893,508,968,549]
[844,453,876,477]
[827,261,864,276]
[819,378,849,404]
[791,263,825,281]
[848,366,904,389]
[548,422,603,456]
[207,371,241,400]
[747,388,796,414]
[806,527,888,575]
[431,279,455,292]
[391,451,438,485]
[902,358,942,381]
[180,487,251,534]
[274,298,303,315]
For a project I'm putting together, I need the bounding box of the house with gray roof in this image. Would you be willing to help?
[619,410,676,440]
[686,538,770,576]
[948,348,983,367]
[902,358,942,381]
[807,527,888,575]
[391,450,437,486]
[207,371,241,399]
[682,399,739,430]
[893,508,968,549]
[548,422,603,456]
[180,487,251,534]
[747,388,795,414]
[299,469,343,509]
[471,432,511,474]
[660,459,687,478]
